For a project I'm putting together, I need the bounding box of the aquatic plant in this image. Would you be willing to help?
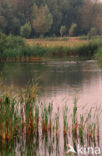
[79,115,84,145]
[0,85,101,156]
[72,99,78,140]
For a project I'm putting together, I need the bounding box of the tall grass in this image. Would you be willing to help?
[0,84,101,155]
[0,32,102,62]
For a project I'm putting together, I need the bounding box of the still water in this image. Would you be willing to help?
[0,60,102,109]
[0,60,102,155]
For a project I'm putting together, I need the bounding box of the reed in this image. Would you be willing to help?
[79,115,84,145]
[72,99,78,140]
[0,85,101,155]
[0,33,102,62]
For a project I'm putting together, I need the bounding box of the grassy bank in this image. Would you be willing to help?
[0,32,102,62]
[0,84,100,155]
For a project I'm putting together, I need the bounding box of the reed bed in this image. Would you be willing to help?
[0,85,101,155]
[1,32,102,62]
[26,38,88,48]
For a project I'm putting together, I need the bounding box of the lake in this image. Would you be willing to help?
[0,60,102,108]
[0,60,102,155]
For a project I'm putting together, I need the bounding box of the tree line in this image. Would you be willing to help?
[0,0,102,38]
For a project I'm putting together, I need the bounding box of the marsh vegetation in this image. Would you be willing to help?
[1,32,102,62]
[0,84,101,156]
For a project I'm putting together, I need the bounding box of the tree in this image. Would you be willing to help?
[88,27,97,39]
[0,16,7,32]
[80,0,100,34]
[20,22,31,38]
[31,3,38,19]
[0,0,102,36]
[32,5,53,35]
[60,25,67,37]
[93,3,102,34]
[69,23,77,36]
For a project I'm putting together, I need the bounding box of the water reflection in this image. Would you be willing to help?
[0,60,102,155]
[0,61,102,106]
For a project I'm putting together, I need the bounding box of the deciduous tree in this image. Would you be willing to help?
[32,5,53,35]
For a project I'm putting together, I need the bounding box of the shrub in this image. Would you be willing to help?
[88,27,97,40]
[60,26,67,37]
[0,32,102,61]
[69,23,77,37]
[22,46,48,57]
[3,48,22,58]
[6,34,25,48]
[0,33,26,59]
[94,47,102,63]
[20,22,31,38]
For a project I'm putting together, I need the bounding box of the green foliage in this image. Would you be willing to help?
[0,33,25,58]
[32,5,53,35]
[46,41,99,59]
[31,3,38,19]
[88,27,97,40]
[20,22,31,38]
[60,25,67,37]
[0,32,7,53]
[22,46,48,57]
[0,16,7,31]
[1,33,23,53]
[94,47,102,63]
[69,23,77,37]
[0,32,102,61]
[0,32,48,59]
[0,0,102,36]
